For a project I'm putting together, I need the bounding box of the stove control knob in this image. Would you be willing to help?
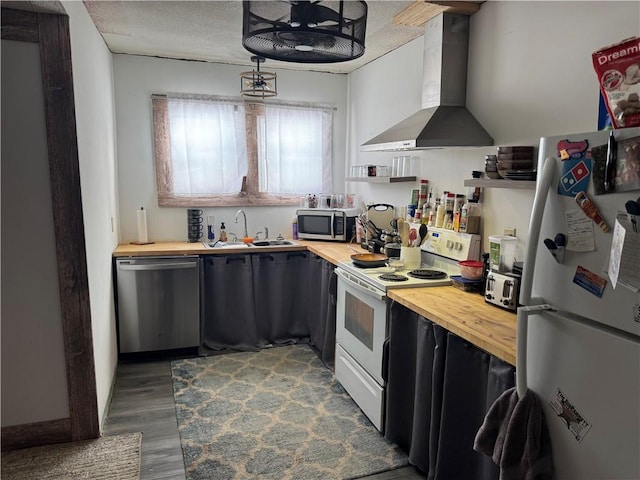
[454,242,463,250]
[446,240,454,249]
[486,293,493,300]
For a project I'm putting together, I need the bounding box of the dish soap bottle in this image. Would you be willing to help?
[219,222,228,242]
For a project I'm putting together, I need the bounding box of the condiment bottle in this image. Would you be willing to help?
[445,192,455,216]
[435,198,445,228]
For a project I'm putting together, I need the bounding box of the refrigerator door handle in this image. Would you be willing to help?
[516,304,557,398]
[520,156,556,306]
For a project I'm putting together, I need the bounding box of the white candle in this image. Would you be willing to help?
[137,207,148,243]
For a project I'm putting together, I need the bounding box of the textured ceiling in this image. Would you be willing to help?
[82,1,429,74]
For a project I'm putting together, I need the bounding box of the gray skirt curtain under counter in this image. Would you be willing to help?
[199,252,336,366]
[385,302,515,479]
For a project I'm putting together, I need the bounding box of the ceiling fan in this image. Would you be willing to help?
[242,0,368,63]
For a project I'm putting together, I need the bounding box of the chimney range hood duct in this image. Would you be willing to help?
[361,13,493,151]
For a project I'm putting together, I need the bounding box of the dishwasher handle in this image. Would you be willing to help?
[117,261,197,271]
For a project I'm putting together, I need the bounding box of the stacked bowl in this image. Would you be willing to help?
[496,146,535,180]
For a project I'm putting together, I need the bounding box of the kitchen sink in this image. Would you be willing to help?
[203,241,252,249]
[203,239,299,249]
[251,240,297,246]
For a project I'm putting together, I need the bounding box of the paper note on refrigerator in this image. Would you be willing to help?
[608,217,640,292]
[565,209,595,252]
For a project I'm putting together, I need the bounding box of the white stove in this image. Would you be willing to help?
[334,226,482,431]
[337,262,453,290]
[337,227,482,292]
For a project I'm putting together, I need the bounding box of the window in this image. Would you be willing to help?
[152,93,333,207]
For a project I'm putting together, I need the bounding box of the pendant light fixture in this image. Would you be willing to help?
[240,55,278,98]
[242,1,367,64]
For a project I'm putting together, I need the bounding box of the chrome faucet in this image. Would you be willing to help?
[235,209,248,238]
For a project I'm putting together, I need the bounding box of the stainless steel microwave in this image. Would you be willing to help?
[296,208,359,242]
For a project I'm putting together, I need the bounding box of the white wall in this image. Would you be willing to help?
[347,1,640,260]
[113,56,348,242]
[64,0,120,428]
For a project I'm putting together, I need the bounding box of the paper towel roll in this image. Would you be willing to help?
[137,207,148,243]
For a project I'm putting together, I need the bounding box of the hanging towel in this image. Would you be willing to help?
[474,387,554,480]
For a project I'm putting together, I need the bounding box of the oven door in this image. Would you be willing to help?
[335,268,388,385]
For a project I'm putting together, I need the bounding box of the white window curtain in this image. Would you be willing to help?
[167,93,247,195]
[261,102,333,194]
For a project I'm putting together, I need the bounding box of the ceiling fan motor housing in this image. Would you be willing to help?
[242,1,367,63]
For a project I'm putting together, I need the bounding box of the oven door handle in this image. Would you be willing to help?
[381,337,390,383]
[335,268,386,301]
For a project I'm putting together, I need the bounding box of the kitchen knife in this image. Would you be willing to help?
[604,131,617,192]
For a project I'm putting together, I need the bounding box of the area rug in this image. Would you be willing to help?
[1,432,142,480]
[171,344,408,479]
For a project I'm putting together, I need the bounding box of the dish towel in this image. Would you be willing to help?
[474,387,554,480]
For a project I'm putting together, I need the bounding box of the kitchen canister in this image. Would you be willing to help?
[489,235,517,272]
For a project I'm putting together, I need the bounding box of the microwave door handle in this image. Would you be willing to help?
[331,212,336,239]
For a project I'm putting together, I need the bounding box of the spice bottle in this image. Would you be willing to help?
[460,202,481,234]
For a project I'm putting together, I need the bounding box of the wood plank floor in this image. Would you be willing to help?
[103,356,426,480]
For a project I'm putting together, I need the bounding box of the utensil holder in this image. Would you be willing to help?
[400,246,421,270]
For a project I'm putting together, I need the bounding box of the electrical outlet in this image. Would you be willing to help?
[504,227,516,237]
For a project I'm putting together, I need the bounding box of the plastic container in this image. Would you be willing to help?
[489,235,517,272]
[457,260,484,280]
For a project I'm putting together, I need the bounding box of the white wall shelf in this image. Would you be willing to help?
[346,176,417,183]
[464,178,536,189]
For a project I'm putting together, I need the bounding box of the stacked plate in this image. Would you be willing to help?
[496,146,536,180]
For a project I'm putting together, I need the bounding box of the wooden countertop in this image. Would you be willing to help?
[387,288,516,366]
[113,240,516,365]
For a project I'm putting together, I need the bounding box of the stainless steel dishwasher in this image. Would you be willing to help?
[116,256,200,353]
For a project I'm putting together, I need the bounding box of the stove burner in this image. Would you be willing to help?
[408,269,448,280]
[378,273,409,282]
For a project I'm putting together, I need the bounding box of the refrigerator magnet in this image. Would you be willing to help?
[573,265,607,298]
[558,158,592,197]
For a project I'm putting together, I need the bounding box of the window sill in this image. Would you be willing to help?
[158,193,300,208]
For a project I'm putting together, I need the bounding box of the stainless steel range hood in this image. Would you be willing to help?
[361,13,493,151]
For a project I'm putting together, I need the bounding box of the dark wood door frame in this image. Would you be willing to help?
[1,7,99,450]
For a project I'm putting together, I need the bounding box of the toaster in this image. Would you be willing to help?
[485,271,521,311]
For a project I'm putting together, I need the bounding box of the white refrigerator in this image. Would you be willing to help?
[519,126,640,479]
